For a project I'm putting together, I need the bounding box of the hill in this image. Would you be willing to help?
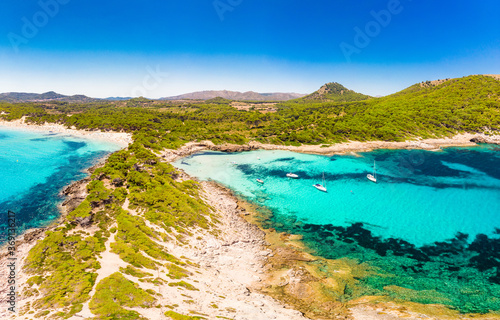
[105,96,133,101]
[298,82,371,102]
[0,91,100,103]
[162,90,305,101]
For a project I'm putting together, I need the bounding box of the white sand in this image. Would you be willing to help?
[250,133,500,155]
[0,117,132,148]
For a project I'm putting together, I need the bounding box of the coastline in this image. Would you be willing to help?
[2,116,498,158]
[0,120,131,318]
[164,170,500,320]
[159,132,500,162]
[1,119,500,319]
[0,117,132,148]
[0,165,93,319]
[163,141,500,319]
[251,132,500,154]
[188,175,500,320]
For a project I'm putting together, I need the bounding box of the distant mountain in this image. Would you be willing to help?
[299,82,371,102]
[0,91,100,103]
[162,90,305,101]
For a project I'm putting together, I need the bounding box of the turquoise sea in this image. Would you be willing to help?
[0,128,124,242]
[174,146,500,313]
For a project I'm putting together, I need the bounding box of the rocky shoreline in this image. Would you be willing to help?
[2,131,500,319]
[159,133,500,162]
[0,162,100,319]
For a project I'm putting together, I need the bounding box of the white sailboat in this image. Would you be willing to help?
[286,173,299,178]
[256,178,264,184]
[367,160,377,183]
[313,172,327,192]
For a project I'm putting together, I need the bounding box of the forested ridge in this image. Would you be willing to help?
[1,75,499,149]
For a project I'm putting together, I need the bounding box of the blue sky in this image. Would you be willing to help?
[1,0,499,98]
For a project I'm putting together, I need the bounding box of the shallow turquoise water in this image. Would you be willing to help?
[0,128,123,241]
[174,146,500,312]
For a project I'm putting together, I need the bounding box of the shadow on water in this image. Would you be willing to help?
[185,147,500,313]
[260,210,500,313]
[236,164,500,191]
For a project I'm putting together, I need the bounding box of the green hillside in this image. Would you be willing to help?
[1,75,499,147]
[0,91,99,103]
[298,82,371,102]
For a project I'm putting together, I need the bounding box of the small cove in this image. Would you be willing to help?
[0,128,124,243]
[174,145,500,313]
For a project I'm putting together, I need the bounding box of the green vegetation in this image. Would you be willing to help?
[67,199,92,220]
[119,265,154,278]
[89,272,156,319]
[34,310,50,318]
[205,96,233,104]
[10,75,500,317]
[166,263,192,279]
[26,276,44,286]
[20,142,214,317]
[164,310,206,320]
[24,230,103,316]
[168,281,200,291]
[2,76,499,148]
[298,82,372,102]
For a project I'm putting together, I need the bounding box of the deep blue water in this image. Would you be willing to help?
[0,128,124,242]
[174,145,500,313]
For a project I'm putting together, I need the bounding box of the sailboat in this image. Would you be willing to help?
[367,160,377,183]
[313,172,327,192]
[256,178,264,184]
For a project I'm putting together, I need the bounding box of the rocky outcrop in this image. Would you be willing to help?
[74,215,93,228]
[160,141,261,162]
[90,196,114,209]
[23,228,46,243]
[209,143,259,153]
[61,178,90,213]
[61,178,89,196]
[470,136,488,143]
[159,141,215,162]
[111,177,124,186]
[469,134,500,145]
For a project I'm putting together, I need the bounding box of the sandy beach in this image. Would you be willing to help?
[159,132,500,163]
[0,117,132,148]
[251,132,500,154]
